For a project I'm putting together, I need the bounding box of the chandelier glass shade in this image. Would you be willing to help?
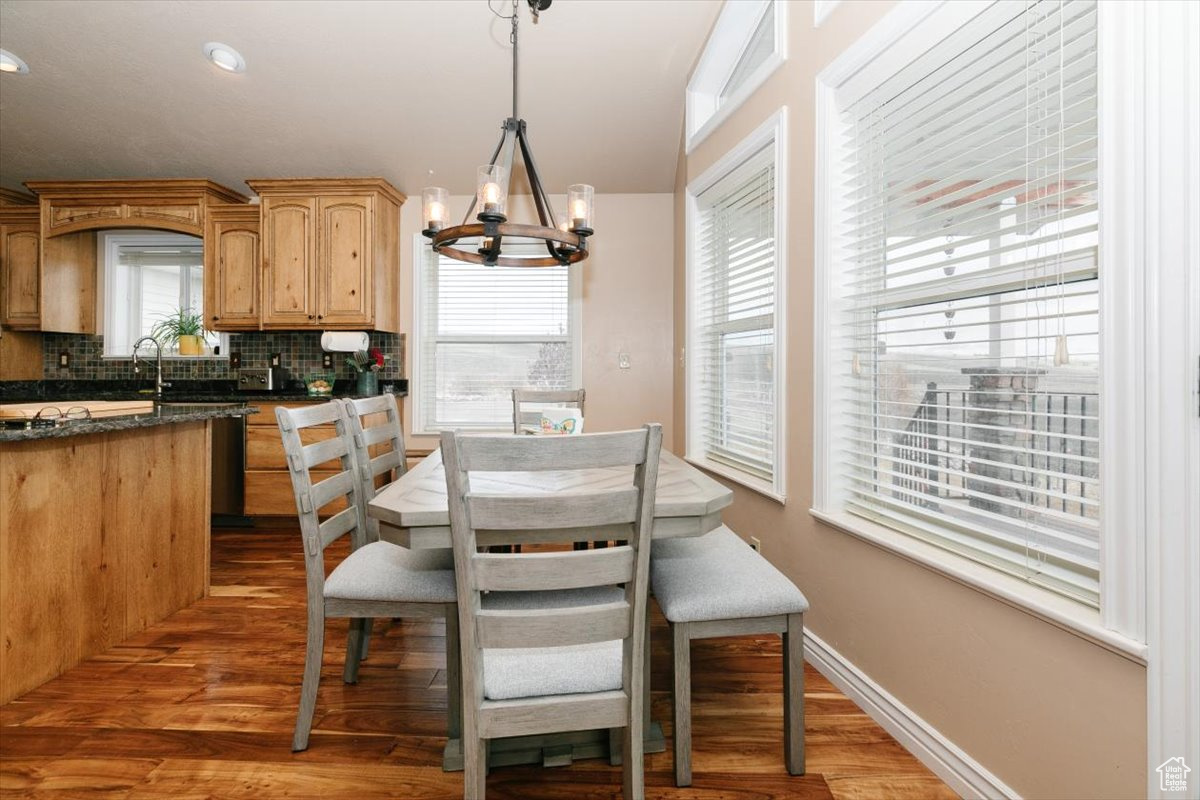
[421,0,593,268]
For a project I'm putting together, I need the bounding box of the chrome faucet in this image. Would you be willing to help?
[132,336,172,398]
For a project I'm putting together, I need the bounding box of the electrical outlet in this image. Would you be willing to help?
[270,352,281,367]
[322,353,333,368]
[618,352,631,369]
[230,351,242,369]
[58,351,70,368]
[748,536,762,553]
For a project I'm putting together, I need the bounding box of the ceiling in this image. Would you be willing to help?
[0,0,720,198]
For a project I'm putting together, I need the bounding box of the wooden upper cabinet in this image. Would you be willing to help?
[0,208,97,333]
[319,195,373,325]
[261,196,318,327]
[1,217,41,328]
[204,205,261,330]
[248,179,403,332]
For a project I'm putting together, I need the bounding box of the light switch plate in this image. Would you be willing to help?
[270,352,281,367]
[618,352,631,369]
[58,351,70,368]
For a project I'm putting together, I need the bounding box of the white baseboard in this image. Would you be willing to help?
[803,630,1021,800]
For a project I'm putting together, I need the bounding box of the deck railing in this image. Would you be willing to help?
[891,382,1099,520]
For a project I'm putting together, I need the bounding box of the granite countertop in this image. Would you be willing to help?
[0,378,408,404]
[0,403,259,443]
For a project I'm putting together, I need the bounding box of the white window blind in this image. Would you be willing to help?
[102,233,222,357]
[417,244,578,432]
[835,0,1100,604]
[690,139,781,490]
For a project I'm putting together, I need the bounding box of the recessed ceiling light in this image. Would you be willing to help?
[0,49,30,75]
[203,42,245,74]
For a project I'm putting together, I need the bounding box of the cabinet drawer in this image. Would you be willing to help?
[245,425,343,470]
[244,470,348,516]
[245,399,327,427]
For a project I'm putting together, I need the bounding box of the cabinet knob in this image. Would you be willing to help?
[317,315,324,320]
[212,316,219,321]
[308,314,315,320]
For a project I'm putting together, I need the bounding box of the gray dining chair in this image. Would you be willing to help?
[276,400,457,752]
[512,387,594,551]
[342,393,456,674]
[511,387,586,434]
[441,424,663,800]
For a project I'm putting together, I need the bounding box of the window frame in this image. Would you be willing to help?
[99,230,227,359]
[686,107,788,502]
[410,236,583,436]
[685,0,788,155]
[812,0,1145,657]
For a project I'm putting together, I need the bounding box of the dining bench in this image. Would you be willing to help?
[650,525,809,786]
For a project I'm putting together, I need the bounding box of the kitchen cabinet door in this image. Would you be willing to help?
[318,195,373,326]
[205,209,260,330]
[1,223,41,329]
[261,197,317,327]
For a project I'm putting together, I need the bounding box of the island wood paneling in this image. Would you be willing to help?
[0,525,957,799]
[0,422,211,703]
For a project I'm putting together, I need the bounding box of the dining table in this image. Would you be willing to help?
[366,446,734,771]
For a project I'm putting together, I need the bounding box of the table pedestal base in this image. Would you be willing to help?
[442,722,666,771]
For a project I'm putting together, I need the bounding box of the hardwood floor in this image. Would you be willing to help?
[0,525,957,799]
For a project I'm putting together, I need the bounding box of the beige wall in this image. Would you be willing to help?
[673,2,1146,798]
[399,192,674,449]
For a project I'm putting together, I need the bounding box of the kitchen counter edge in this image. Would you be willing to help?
[0,404,259,443]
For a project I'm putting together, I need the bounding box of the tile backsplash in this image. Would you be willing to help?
[41,331,405,382]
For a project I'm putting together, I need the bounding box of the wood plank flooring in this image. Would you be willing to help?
[0,525,957,799]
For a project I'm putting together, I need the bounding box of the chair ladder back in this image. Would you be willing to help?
[473,545,635,592]
[476,600,633,649]
[276,403,368,578]
[344,394,409,543]
[346,394,408,480]
[442,424,661,662]
[511,387,586,434]
[457,429,647,472]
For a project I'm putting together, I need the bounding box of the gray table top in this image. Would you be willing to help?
[368,448,732,533]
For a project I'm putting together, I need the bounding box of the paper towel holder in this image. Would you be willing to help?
[320,331,371,353]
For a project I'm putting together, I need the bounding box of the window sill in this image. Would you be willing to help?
[809,507,1148,664]
[685,454,785,504]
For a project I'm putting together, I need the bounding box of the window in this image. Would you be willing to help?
[102,232,224,357]
[687,110,787,499]
[686,0,786,153]
[818,0,1100,605]
[414,242,581,433]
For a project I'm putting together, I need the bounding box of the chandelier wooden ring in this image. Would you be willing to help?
[432,222,589,267]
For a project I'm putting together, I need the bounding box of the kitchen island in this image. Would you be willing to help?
[0,402,255,703]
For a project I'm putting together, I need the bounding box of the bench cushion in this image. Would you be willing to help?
[651,526,809,623]
[482,585,625,701]
[324,541,456,603]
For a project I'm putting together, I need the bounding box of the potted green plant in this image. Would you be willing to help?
[150,307,208,356]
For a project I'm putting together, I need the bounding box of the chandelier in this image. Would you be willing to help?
[420,0,594,268]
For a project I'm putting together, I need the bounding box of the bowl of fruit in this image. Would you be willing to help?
[305,373,335,397]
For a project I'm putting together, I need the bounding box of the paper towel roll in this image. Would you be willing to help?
[320,331,370,352]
